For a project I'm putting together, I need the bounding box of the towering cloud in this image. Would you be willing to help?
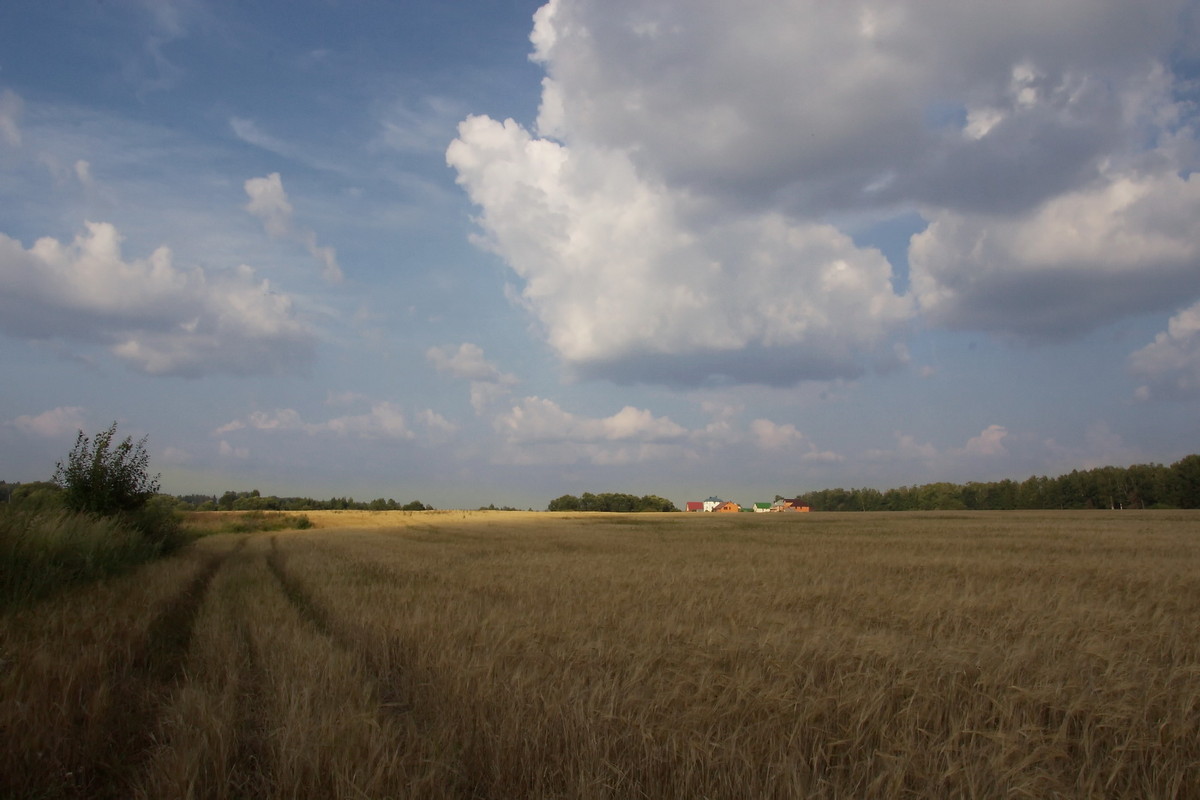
[448,115,912,386]
[449,0,1200,385]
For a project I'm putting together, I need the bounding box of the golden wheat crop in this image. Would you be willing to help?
[2,510,1198,798]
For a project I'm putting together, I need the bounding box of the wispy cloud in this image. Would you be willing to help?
[749,419,843,462]
[215,401,456,444]
[8,406,87,438]
[245,173,344,284]
[375,96,467,154]
[0,89,22,147]
[230,117,297,159]
[428,343,518,413]
[121,0,207,95]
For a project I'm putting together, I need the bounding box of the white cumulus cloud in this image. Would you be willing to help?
[494,396,687,445]
[911,168,1200,340]
[244,172,293,237]
[526,0,1185,215]
[450,0,1200,382]
[963,425,1009,457]
[0,222,315,377]
[1130,300,1200,400]
[448,115,912,386]
[427,342,516,384]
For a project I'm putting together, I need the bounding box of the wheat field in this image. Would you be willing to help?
[2,510,1198,798]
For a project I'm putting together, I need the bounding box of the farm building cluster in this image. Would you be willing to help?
[685,497,811,513]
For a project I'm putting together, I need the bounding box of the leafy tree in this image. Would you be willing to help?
[635,494,679,512]
[548,494,582,511]
[176,493,216,507]
[53,422,160,516]
[1170,455,1200,508]
[547,492,678,512]
[233,494,281,511]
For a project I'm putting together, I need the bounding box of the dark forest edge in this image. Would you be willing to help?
[795,455,1200,511]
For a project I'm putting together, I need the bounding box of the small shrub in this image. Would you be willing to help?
[126,495,190,553]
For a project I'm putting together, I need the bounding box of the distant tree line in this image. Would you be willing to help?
[0,484,436,513]
[547,492,679,512]
[797,455,1200,511]
[0,481,64,510]
[171,490,433,512]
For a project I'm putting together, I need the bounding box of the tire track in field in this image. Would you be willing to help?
[266,536,338,642]
[265,536,415,718]
[226,623,272,797]
[81,540,243,799]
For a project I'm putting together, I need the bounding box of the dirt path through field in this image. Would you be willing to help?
[83,544,240,798]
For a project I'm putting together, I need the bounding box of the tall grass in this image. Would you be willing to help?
[0,504,189,608]
[0,536,240,797]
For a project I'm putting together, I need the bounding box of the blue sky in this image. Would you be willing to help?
[2,0,1199,509]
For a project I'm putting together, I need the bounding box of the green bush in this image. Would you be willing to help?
[7,481,65,513]
[126,494,189,553]
[53,422,160,516]
[191,510,313,534]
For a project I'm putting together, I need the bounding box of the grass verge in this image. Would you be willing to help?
[182,510,313,535]
[0,508,187,609]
